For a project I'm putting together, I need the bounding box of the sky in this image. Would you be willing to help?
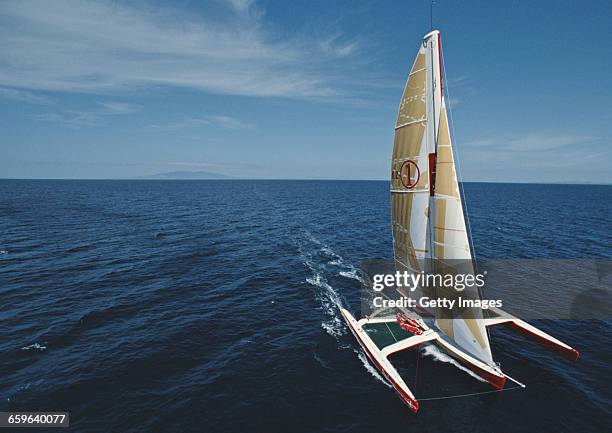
[0,0,610,183]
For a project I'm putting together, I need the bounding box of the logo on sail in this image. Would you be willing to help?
[393,160,420,189]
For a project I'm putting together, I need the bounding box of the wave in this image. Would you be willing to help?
[21,342,47,351]
[299,232,393,387]
[321,246,342,260]
[298,232,347,338]
[422,345,487,383]
[338,269,365,284]
[305,270,345,338]
[318,244,366,284]
[355,349,392,388]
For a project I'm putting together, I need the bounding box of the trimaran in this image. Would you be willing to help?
[340,30,579,414]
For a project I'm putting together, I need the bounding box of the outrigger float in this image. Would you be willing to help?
[342,30,579,414]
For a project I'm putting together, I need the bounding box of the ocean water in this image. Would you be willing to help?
[0,180,610,432]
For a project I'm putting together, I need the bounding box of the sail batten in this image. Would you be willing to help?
[395,119,427,130]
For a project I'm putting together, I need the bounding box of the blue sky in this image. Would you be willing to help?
[0,0,610,182]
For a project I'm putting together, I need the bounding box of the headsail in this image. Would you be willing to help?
[432,100,494,365]
[391,31,494,366]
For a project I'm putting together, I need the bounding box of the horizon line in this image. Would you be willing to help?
[1,178,610,186]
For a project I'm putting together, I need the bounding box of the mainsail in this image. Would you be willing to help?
[391,36,430,274]
[391,31,494,365]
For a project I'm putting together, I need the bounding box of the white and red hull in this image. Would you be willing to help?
[341,307,579,413]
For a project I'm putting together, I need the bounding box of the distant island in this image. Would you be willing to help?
[137,170,231,180]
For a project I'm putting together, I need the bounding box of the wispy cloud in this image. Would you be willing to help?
[168,161,222,169]
[36,111,100,126]
[506,134,598,152]
[460,142,610,183]
[0,0,364,99]
[207,115,253,129]
[465,133,598,152]
[0,87,50,104]
[446,97,460,108]
[165,160,257,170]
[222,0,256,14]
[98,101,142,115]
[458,132,608,183]
[319,34,360,58]
[149,115,253,131]
[37,100,142,126]
[446,75,467,87]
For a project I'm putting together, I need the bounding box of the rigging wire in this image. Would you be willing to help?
[414,347,421,389]
[418,383,525,401]
[385,321,400,343]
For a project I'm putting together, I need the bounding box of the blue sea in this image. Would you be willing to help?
[0,180,610,432]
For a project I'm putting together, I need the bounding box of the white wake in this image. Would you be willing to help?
[422,345,487,383]
[299,232,392,387]
[299,233,347,338]
[21,342,47,351]
[356,349,392,388]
